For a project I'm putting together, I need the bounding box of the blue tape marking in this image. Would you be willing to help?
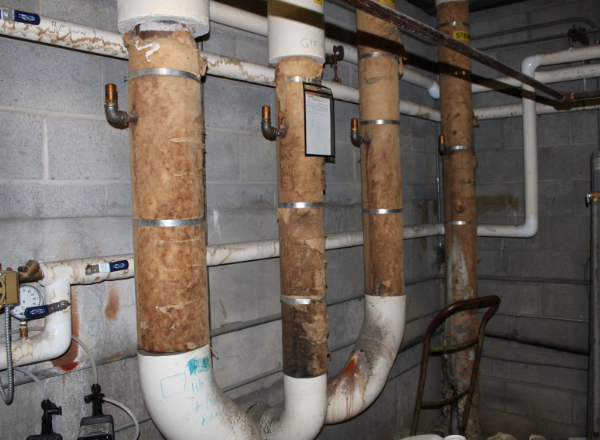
[14,11,40,25]
[109,260,129,272]
[160,373,186,399]
[187,357,210,376]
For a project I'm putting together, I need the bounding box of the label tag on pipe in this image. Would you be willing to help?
[453,31,470,42]
[304,84,335,157]
[1,9,41,25]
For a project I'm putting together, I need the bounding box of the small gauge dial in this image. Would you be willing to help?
[11,285,44,320]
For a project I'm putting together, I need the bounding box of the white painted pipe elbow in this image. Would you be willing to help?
[257,374,328,440]
[138,345,261,440]
[326,295,406,424]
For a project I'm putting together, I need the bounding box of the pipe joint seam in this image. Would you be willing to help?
[128,68,202,84]
[362,208,403,214]
[286,76,322,85]
[132,218,204,227]
[278,202,324,209]
[358,52,399,61]
[361,119,400,126]
[445,221,477,225]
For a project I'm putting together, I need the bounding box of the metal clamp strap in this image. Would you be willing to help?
[287,76,322,85]
[445,221,477,226]
[438,21,470,28]
[281,296,312,305]
[363,208,403,214]
[358,52,399,61]
[278,202,324,209]
[446,145,474,152]
[133,217,204,227]
[129,68,202,84]
[361,119,400,126]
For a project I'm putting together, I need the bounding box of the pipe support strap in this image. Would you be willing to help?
[438,21,470,28]
[129,68,202,84]
[445,221,477,226]
[278,202,324,209]
[362,208,403,214]
[361,119,400,126]
[286,76,322,85]
[358,52,399,61]
[446,145,474,152]
[281,297,313,305]
[133,218,204,227]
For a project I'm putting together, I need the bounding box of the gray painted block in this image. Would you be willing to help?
[206,208,278,245]
[571,109,599,145]
[47,118,130,180]
[239,134,277,182]
[206,184,276,210]
[0,38,101,115]
[0,113,43,179]
[479,280,541,315]
[107,183,132,216]
[505,381,573,424]
[539,365,588,392]
[43,0,119,32]
[538,215,590,251]
[475,119,503,150]
[325,246,364,304]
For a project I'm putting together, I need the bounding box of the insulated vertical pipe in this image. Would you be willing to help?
[589,151,600,439]
[326,0,407,424]
[436,0,480,437]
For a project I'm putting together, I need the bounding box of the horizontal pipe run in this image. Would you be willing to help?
[485,332,589,356]
[476,102,600,119]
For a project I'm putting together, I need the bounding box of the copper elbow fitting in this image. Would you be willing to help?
[350,118,369,147]
[104,83,137,126]
[261,106,285,140]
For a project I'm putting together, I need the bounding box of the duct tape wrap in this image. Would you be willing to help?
[129,68,202,84]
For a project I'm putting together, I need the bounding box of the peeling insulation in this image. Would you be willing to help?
[275,57,329,378]
[438,1,480,437]
[126,28,208,354]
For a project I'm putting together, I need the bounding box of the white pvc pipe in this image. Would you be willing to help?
[326,295,406,423]
[257,375,328,440]
[475,102,600,120]
[138,345,261,440]
[267,0,325,63]
[402,69,440,99]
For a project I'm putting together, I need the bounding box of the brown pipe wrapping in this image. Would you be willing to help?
[276,57,329,378]
[438,1,480,437]
[357,10,405,298]
[126,29,208,354]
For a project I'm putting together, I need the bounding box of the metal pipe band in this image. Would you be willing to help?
[446,145,474,151]
[278,202,324,209]
[445,221,477,226]
[286,76,322,85]
[128,68,202,84]
[362,208,403,214]
[132,218,204,227]
[438,21,470,28]
[358,52,399,61]
[281,297,312,305]
[361,119,401,126]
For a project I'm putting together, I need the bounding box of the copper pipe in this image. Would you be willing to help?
[261,105,286,139]
[438,1,480,437]
[105,84,117,104]
[350,118,368,147]
[104,83,137,126]
[19,323,28,339]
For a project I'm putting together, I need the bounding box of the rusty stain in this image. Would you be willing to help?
[59,361,79,372]
[342,357,357,376]
[476,194,519,216]
[104,284,121,322]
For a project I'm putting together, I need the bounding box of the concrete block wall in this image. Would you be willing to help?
[0,0,444,439]
[470,0,600,438]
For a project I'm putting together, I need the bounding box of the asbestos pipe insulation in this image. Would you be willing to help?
[116,1,260,437]
[436,0,480,436]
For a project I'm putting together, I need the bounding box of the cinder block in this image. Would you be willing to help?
[0,113,43,179]
[478,248,509,276]
[333,101,359,142]
[324,205,362,233]
[205,130,240,182]
[502,117,524,150]
[107,183,132,216]
[479,280,542,315]
[206,208,278,245]
[204,76,275,132]
[477,149,523,184]
[43,0,119,32]
[480,408,536,440]
[325,246,364,304]
[402,150,433,186]
[573,391,588,427]
[505,381,573,425]
[514,249,577,279]
[324,1,356,32]
[479,376,506,412]
[539,365,588,392]
[208,258,280,329]
[233,30,269,66]
[328,298,364,349]
[239,133,277,182]
[538,180,575,216]
[538,113,571,147]
[475,119,503,151]
[326,141,356,184]
[538,215,589,251]
[47,118,130,180]
[542,284,588,321]
[2,0,38,12]
[571,109,599,145]
[206,184,275,210]
[539,143,599,182]
[324,183,361,207]
[0,38,101,115]
[202,22,237,61]
[0,184,106,218]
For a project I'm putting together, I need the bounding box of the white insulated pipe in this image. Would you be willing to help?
[475,102,600,120]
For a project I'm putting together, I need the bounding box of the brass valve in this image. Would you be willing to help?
[0,270,20,307]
